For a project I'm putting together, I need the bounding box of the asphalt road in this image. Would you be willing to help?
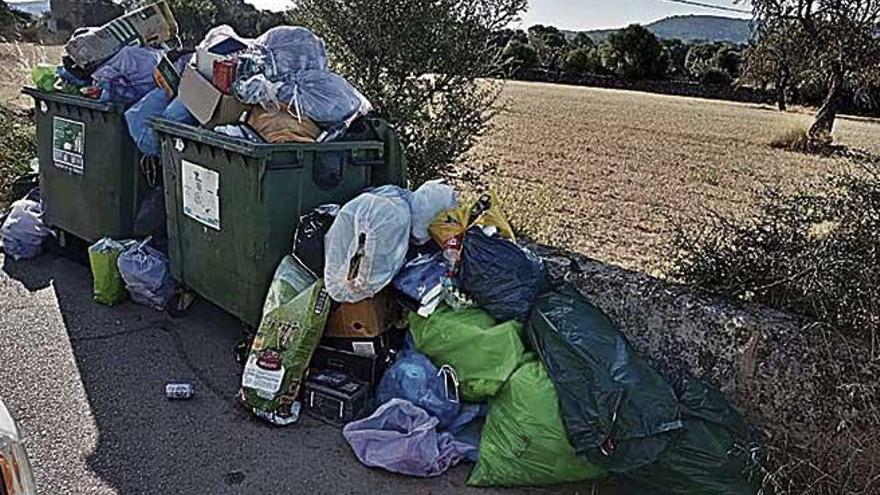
[0,251,601,495]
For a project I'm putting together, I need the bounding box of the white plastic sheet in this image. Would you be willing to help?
[1,193,52,260]
[410,180,457,245]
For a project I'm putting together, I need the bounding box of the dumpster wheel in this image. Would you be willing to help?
[166,286,197,318]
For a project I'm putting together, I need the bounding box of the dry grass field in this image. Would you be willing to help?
[0,42,62,107]
[466,81,880,275]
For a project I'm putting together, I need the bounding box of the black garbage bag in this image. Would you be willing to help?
[528,285,764,495]
[459,227,544,322]
[292,204,339,276]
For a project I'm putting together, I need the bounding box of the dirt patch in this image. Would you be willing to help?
[466,81,880,276]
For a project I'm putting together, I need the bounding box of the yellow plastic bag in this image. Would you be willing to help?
[429,192,514,246]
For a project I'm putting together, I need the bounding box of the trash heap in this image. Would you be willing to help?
[32,0,374,158]
[236,182,766,492]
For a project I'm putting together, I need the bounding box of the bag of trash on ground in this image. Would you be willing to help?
[410,180,457,245]
[324,186,412,303]
[527,285,763,493]
[89,238,132,306]
[377,351,460,430]
[468,358,607,486]
[1,189,52,261]
[343,398,476,477]
[64,1,178,70]
[459,227,544,322]
[240,256,330,426]
[409,304,524,402]
[91,46,163,105]
[117,238,175,309]
[429,192,515,248]
[620,379,764,495]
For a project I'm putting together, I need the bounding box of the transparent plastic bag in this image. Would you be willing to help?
[117,238,174,309]
[410,180,457,245]
[276,70,373,124]
[324,186,412,303]
[1,191,52,261]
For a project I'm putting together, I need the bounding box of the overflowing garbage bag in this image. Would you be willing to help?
[377,351,460,430]
[343,398,475,477]
[88,238,132,306]
[240,257,330,426]
[468,358,607,486]
[324,186,412,303]
[292,204,339,276]
[459,227,544,323]
[273,70,373,125]
[410,180,457,246]
[1,190,52,261]
[527,285,763,494]
[117,239,175,309]
[91,47,162,105]
[125,53,192,156]
[409,305,524,402]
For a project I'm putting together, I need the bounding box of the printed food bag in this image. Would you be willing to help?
[240,257,329,426]
[88,238,132,306]
[428,192,514,247]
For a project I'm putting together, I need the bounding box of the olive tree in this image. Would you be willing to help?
[291,0,527,186]
[745,0,880,147]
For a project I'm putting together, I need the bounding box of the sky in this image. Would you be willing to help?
[7,0,752,31]
[241,0,751,31]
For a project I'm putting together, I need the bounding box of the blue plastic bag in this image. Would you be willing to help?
[392,250,447,309]
[117,239,174,309]
[276,70,372,124]
[342,399,475,477]
[0,189,52,261]
[459,227,544,322]
[126,88,170,156]
[377,351,460,429]
[92,47,162,105]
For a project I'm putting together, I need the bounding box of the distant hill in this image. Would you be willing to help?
[7,0,49,18]
[578,15,752,45]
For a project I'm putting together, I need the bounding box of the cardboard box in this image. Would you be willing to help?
[325,289,399,338]
[178,65,248,128]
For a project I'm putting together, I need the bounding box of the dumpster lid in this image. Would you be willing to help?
[22,86,122,113]
[152,118,385,159]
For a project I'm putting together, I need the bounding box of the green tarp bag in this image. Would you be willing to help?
[240,256,330,426]
[467,358,607,486]
[528,284,763,494]
[88,238,131,306]
[409,304,524,402]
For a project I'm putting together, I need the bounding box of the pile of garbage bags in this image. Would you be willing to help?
[226,179,764,493]
[32,1,375,159]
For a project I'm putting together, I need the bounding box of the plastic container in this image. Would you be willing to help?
[153,117,407,327]
[23,87,147,243]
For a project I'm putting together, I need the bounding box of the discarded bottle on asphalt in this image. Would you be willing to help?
[165,382,194,400]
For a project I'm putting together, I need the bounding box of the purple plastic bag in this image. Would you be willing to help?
[92,47,162,105]
[342,399,475,477]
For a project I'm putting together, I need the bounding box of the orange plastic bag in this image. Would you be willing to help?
[429,192,514,246]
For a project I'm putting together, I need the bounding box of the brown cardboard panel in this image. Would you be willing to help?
[326,289,398,338]
[179,65,248,127]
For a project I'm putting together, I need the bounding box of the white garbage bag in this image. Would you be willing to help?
[410,180,457,245]
[324,186,412,303]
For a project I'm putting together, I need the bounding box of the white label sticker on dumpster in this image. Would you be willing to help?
[52,117,85,174]
[181,160,220,230]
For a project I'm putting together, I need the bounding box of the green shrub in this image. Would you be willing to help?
[672,167,880,344]
[0,106,35,208]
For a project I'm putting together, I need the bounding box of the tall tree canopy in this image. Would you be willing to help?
[599,24,668,80]
[746,0,880,146]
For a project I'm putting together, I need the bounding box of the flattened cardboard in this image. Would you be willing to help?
[178,65,247,127]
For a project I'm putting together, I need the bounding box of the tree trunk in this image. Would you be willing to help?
[808,62,845,148]
[776,66,789,111]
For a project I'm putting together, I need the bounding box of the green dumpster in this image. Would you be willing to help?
[23,87,147,243]
[153,118,408,327]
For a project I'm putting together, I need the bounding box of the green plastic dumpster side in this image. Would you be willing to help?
[154,119,407,328]
[22,87,146,243]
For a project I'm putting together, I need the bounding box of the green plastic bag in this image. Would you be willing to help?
[88,238,131,306]
[468,358,607,486]
[31,64,58,93]
[240,257,329,426]
[409,304,524,402]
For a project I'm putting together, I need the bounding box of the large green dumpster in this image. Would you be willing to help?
[153,118,407,327]
[23,87,147,243]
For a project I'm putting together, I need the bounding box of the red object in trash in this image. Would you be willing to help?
[212,59,237,95]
